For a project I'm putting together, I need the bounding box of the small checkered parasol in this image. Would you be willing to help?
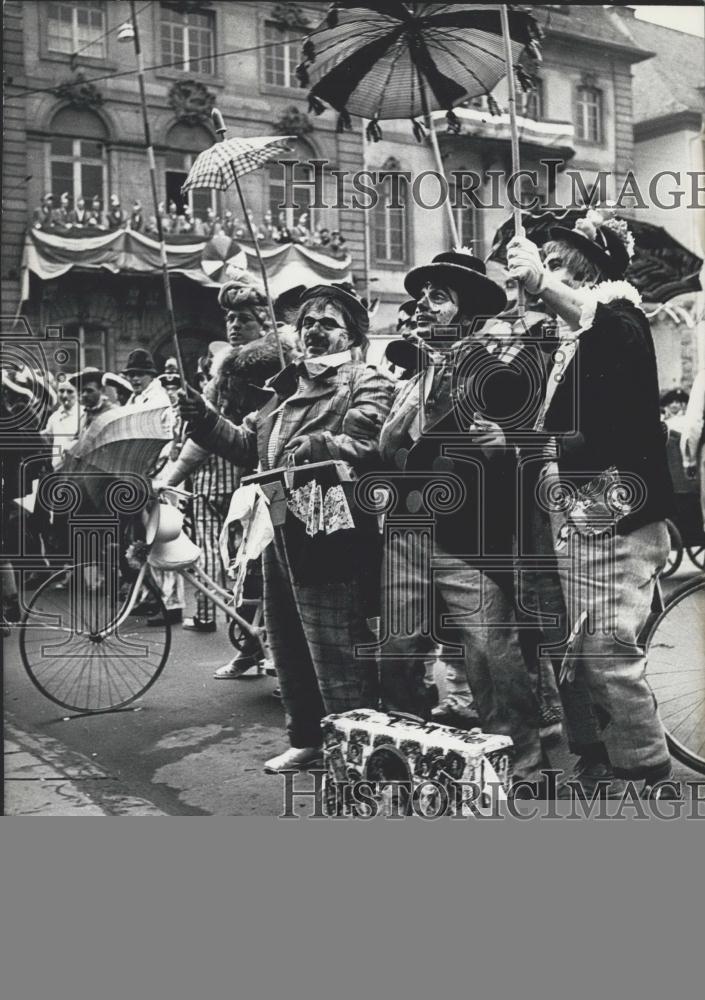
[181,136,295,194]
[181,120,296,369]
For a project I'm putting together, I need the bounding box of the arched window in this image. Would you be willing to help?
[576,85,602,143]
[267,138,323,230]
[164,122,216,219]
[49,107,108,207]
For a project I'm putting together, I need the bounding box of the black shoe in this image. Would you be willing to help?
[182,617,217,633]
[147,609,183,626]
[557,758,625,799]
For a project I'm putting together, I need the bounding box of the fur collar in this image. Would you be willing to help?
[579,280,642,329]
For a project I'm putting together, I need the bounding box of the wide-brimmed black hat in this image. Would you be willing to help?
[68,367,105,390]
[550,220,631,280]
[660,388,689,407]
[298,283,370,344]
[404,251,507,320]
[123,349,157,375]
[274,284,306,321]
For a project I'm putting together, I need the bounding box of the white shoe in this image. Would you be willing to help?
[264,746,323,773]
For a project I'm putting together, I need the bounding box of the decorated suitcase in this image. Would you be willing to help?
[321,709,513,817]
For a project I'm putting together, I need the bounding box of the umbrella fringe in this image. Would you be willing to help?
[411,118,427,143]
[302,38,316,63]
[326,3,339,28]
[445,109,461,134]
[515,64,535,93]
[296,61,310,87]
[486,93,501,117]
[366,118,383,142]
[308,94,326,115]
[336,108,352,133]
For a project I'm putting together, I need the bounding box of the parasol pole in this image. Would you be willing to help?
[211,109,286,370]
[415,68,460,247]
[128,0,187,384]
[361,119,372,309]
[500,3,526,316]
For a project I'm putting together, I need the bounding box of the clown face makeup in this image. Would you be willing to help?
[413,283,461,339]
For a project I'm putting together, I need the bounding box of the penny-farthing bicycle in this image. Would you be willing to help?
[19,486,265,714]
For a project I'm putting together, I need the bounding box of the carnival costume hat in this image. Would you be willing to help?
[68,367,105,389]
[218,275,265,312]
[123,349,158,375]
[405,249,507,319]
[298,283,370,344]
[551,207,634,281]
[102,372,132,394]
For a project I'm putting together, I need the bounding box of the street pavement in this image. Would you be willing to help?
[4,565,704,816]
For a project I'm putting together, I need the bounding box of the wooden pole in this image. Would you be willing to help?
[416,69,460,247]
[129,0,188,384]
[500,3,526,316]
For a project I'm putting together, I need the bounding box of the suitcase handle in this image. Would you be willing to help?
[386,711,426,725]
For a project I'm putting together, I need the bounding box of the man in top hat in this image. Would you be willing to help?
[68,367,114,430]
[508,209,676,799]
[365,249,546,787]
[179,283,394,772]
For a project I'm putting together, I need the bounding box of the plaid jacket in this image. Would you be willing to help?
[191,361,394,473]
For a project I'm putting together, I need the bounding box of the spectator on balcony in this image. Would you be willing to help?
[292,212,311,245]
[262,211,276,243]
[314,226,331,249]
[71,197,90,228]
[33,193,54,230]
[53,192,72,229]
[203,207,219,239]
[107,194,126,231]
[330,230,347,259]
[87,196,105,229]
[129,201,144,233]
[275,211,292,244]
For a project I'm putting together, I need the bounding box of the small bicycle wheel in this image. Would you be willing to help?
[643,576,705,774]
[686,544,705,572]
[20,566,171,713]
[228,617,249,652]
[661,518,683,578]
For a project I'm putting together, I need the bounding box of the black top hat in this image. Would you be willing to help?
[404,250,507,320]
[68,367,105,390]
[660,388,689,407]
[298,284,370,345]
[123,349,157,375]
[550,215,632,280]
[274,284,306,321]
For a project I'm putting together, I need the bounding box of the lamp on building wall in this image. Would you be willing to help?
[117,21,135,43]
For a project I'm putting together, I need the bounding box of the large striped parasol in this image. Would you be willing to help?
[300,2,541,284]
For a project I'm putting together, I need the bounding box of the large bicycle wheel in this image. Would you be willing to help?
[20,566,171,713]
[643,576,705,774]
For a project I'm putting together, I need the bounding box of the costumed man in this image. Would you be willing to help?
[507,209,677,799]
[178,285,394,773]
[359,250,546,787]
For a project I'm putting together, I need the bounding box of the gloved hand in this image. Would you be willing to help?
[177,384,207,424]
[284,433,330,465]
[507,236,545,295]
[343,408,381,439]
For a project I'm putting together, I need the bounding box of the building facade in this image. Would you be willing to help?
[2,3,700,382]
